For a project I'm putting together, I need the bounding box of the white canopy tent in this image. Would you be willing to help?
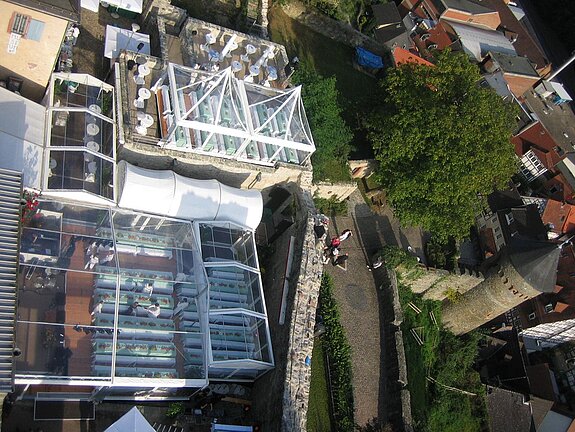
[117,161,263,229]
[104,25,150,60]
[0,87,46,189]
[104,407,155,432]
[80,0,99,12]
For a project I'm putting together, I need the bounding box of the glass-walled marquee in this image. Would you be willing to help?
[15,199,273,389]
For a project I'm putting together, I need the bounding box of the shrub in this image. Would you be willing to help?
[381,245,418,270]
[319,273,354,431]
[314,195,348,216]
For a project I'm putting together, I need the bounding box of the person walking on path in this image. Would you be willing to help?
[333,253,349,270]
[339,229,353,242]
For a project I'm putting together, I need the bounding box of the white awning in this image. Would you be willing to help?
[104,25,150,59]
[80,0,99,12]
[117,161,263,229]
[105,0,143,14]
[104,407,155,432]
[549,81,573,101]
[0,87,45,189]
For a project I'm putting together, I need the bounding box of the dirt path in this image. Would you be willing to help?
[325,190,424,428]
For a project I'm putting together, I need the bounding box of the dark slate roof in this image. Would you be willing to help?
[489,52,539,77]
[486,387,535,432]
[488,189,523,212]
[508,205,547,240]
[372,2,402,26]
[530,396,554,428]
[508,238,560,293]
[374,24,411,48]
[441,0,495,15]
[5,0,80,22]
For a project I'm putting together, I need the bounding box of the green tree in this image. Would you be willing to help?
[293,65,353,182]
[366,51,518,240]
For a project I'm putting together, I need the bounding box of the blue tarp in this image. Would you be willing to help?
[355,47,384,69]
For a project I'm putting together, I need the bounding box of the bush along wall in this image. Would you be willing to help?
[319,273,355,431]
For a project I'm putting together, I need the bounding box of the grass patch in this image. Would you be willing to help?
[397,281,486,431]
[307,341,333,432]
[268,6,380,159]
[314,196,348,217]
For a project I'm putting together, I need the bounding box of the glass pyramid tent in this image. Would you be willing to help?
[154,63,315,166]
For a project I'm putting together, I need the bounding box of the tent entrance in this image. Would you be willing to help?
[34,393,95,420]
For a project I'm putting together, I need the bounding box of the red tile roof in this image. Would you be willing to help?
[542,199,573,234]
[513,122,563,168]
[392,47,435,67]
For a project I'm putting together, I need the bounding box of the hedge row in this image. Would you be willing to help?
[319,273,355,431]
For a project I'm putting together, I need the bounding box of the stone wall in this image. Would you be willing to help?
[311,180,358,201]
[389,269,414,432]
[280,0,387,56]
[119,143,312,191]
[280,192,324,432]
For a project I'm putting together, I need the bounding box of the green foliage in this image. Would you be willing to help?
[166,402,184,418]
[381,245,418,270]
[319,273,354,431]
[314,195,348,216]
[443,287,461,303]
[398,281,486,431]
[307,341,334,432]
[425,236,457,270]
[367,50,518,240]
[292,65,353,182]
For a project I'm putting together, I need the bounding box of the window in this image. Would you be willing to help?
[9,13,30,35]
[505,213,514,225]
[528,312,536,320]
[496,233,503,240]
[544,303,554,313]
[7,13,44,41]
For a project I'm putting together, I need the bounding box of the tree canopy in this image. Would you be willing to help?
[293,65,353,182]
[366,50,518,240]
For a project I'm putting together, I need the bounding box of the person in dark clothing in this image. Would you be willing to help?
[333,253,349,270]
[126,301,140,316]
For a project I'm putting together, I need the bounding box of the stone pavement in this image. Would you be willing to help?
[325,190,424,428]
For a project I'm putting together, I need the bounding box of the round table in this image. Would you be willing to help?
[267,66,278,81]
[135,56,147,65]
[208,49,220,62]
[138,64,150,76]
[88,104,102,114]
[138,87,151,100]
[87,123,100,136]
[246,44,256,55]
[87,161,97,173]
[231,61,242,72]
[86,141,100,152]
[141,114,154,128]
[49,159,57,169]
[136,111,146,121]
[205,33,216,45]
[249,65,260,77]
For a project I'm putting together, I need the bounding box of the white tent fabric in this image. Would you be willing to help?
[117,161,263,229]
[104,407,155,432]
[0,87,45,189]
[104,25,150,59]
[80,0,99,12]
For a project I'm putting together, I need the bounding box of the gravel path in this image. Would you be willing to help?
[326,190,424,427]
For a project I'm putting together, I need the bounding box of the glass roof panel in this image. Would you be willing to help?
[206,265,264,314]
[199,223,257,269]
[50,110,114,157]
[52,78,114,119]
[47,150,114,200]
[209,313,271,363]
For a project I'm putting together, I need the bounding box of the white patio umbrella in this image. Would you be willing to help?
[104,407,155,432]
